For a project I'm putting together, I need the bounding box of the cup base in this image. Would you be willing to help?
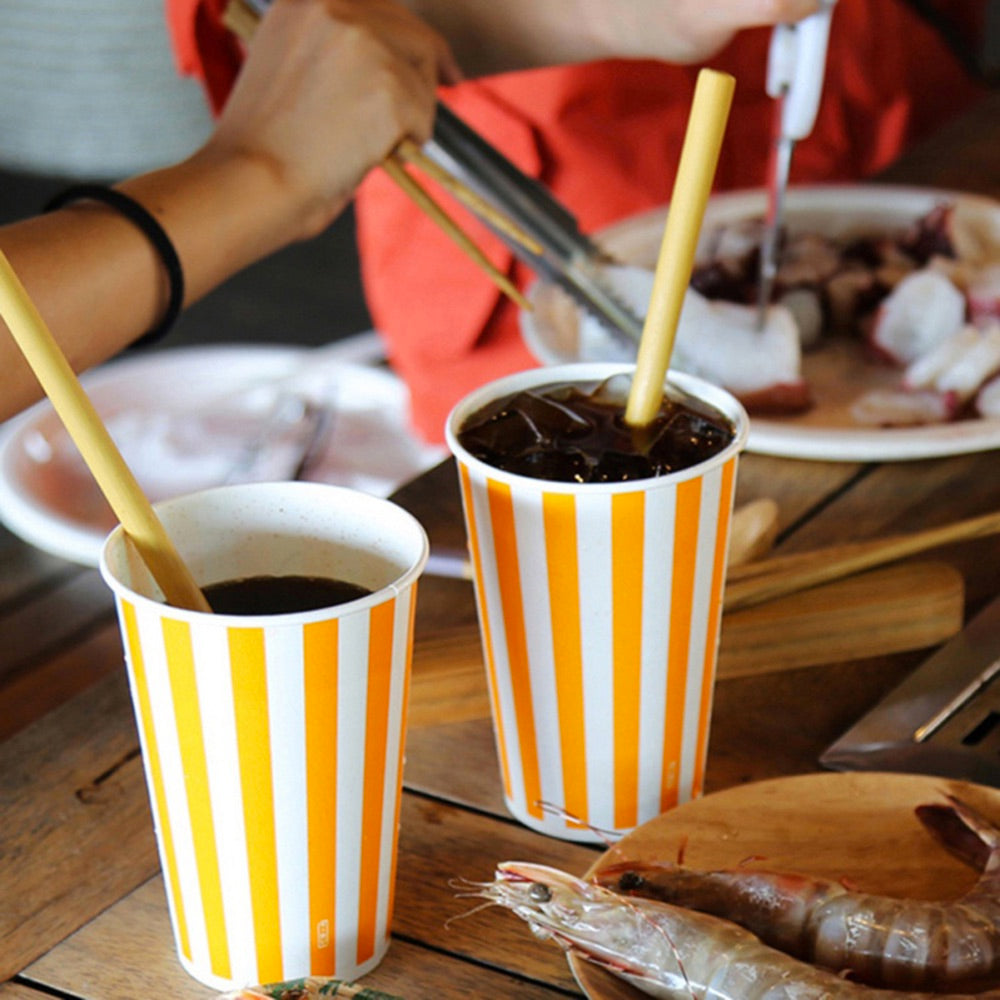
[177,940,390,993]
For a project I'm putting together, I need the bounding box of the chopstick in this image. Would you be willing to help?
[723,508,1000,612]
[221,0,533,310]
[394,139,543,255]
[380,157,529,309]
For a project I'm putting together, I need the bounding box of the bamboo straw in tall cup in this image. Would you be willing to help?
[626,68,735,426]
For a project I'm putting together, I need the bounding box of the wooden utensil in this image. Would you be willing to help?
[408,559,963,726]
[625,69,735,426]
[727,497,779,567]
[0,251,211,612]
[725,508,1000,612]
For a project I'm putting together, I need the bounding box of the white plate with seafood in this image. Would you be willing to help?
[0,340,445,566]
[567,771,1000,999]
[521,186,1000,462]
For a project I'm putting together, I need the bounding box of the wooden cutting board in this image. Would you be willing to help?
[571,772,1000,999]
[408,560,964,727]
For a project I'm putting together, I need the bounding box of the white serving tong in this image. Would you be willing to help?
[757,0,838,326]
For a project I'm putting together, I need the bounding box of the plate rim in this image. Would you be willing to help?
[0,341,419,567]
[521,184,1000,463]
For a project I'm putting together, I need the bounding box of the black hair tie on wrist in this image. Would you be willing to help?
[44,183,184,347]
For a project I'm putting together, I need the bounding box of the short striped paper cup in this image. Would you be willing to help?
[99,482,428,991]
[446,364,748,843]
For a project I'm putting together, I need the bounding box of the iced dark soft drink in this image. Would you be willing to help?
[456,373,735,483]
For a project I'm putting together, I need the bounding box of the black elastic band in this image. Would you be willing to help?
[44,183,184,346]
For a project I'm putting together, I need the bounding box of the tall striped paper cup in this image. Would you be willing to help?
[446,364,748,843]
[99,482,428,991]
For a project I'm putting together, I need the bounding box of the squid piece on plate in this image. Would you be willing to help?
[583,264,808,413]
[976,372,1000,417]
[869,269,967,366]
[850,388,957,427]
[905,322,1000,399]
[853,320,1000,426]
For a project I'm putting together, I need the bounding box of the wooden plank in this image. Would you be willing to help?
[0,984,56,1000]
[406,558,964,728]
[0,522,73,606]
[26,799,590,1000]
[0,670,157,981]
[0,619,123,742]
[772,450,1000,609]
[719,560,963,677]
[733,452,863,535]
[404,718,507,811]
[0,568,115,683]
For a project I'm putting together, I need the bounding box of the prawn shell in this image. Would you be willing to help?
[572,772,1000,1000]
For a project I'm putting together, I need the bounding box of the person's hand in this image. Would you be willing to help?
[203,0,460,238]
[604,0,827,64]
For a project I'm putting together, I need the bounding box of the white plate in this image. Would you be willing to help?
[521,185,1000,462]
[0,340,445,566]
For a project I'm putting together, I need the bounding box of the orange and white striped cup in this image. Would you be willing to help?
[99,482,428,991]
[446,364,748,842]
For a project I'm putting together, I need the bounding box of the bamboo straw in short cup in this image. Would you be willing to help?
[0,249,210,611]
[100,481,428,990]
[446,364,748,842]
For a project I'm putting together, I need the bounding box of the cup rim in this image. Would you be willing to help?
[445,364,749,493]
[99,481,429,624]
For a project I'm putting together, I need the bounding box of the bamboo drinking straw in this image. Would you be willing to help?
[0,251,212,612]
[625,69,735,426]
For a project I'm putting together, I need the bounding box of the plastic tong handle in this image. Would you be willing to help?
[766,0,836,141]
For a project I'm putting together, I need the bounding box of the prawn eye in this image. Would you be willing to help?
[619,871,645,891]
[528,882,552,903]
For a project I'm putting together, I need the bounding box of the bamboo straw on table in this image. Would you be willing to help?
[222,0,532,311]
[723,508,1000,612]
[625,69,735,426]
[0,251,212,613]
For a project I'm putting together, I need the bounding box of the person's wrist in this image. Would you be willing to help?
[190,139,347,247]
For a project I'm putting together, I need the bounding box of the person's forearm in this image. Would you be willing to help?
[402,0,623,76]
[403,0,824,77]
[0,148,317,422]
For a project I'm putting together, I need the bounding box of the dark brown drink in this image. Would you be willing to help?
[456,376,735,483]
[203,575,372,615]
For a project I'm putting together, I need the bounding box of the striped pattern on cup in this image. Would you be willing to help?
[114,588,417,991]
[456,452,738,841]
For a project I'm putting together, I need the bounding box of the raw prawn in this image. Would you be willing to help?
[481,861,1000,1000]
[596,795,1000,992]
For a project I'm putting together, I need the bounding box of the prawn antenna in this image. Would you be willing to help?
[445,876,507,928]
[535,800,621,846]
[623,894,698,1000]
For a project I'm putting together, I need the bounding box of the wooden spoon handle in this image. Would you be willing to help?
[724,508,1000,611]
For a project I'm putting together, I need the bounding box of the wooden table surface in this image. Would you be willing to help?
[2,90,999,1000]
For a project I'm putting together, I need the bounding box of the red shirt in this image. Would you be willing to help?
[166,0,987,443]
